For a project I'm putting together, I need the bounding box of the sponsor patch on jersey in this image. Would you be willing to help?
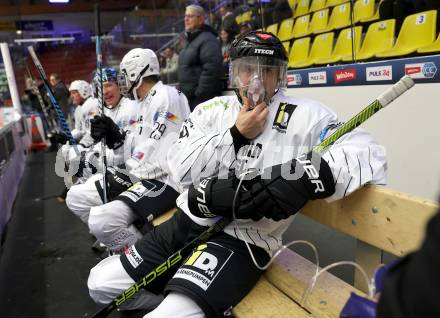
[287,73,302,85]
[272,103,297,133]
[201,100,229,111]
[405,62,437,79]
[334,69,357,84]
[131,151,144,161]
[173,243,234,291]
[153,111,177,123]
[125,245,144,268]
[366,65,392,81]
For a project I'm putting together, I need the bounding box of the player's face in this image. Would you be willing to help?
[103,81,121,108]
[237,63,279,100]
[70,90,83,106]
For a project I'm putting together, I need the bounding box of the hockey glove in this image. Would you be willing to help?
[188,152,335,221]
[90,115,126,149]
[105,167,134,200]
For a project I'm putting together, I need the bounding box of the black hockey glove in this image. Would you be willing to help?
[105,167,134,200]
[188,152,336,221]
[90,115,126,149]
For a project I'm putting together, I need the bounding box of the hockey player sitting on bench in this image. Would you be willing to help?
[65,49,190,254]
[86,32,387,317]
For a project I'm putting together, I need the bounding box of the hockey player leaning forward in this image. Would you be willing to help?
[66,49,190,254]
[87,32,387,317]
[68,79,99,147]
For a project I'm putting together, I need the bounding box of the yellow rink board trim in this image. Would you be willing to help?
[301,185,438,256]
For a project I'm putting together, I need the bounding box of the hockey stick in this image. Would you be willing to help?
[24,60,58,132]
[27,45,76,145]
[94,3,108,203]
[90,75,415,318]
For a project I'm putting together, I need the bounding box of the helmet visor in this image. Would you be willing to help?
[229,56,287,89]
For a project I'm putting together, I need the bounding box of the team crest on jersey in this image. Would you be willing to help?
[272,103,297,133]
[172,243,234,291]
[153,111,177,123]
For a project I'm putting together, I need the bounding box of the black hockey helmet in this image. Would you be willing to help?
[230,31,288,62]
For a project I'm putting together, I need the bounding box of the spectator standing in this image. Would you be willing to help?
[49,73,71,120]
[160,47,179,85]
[219,4,239,36]
[178,4,223,110]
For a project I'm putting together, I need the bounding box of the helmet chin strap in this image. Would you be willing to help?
[127,63,150,101]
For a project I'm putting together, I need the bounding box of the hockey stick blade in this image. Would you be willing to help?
[90,76,415,317]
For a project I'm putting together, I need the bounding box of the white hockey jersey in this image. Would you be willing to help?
[103,96,140,129]
[167,91,387,253]
[76,97,100,147]
[109,81,190,190]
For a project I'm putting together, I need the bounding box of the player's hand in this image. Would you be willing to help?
[235,98,269,140]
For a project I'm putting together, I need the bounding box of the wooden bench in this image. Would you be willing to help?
[233,185,439,317]
[152,185,438,317]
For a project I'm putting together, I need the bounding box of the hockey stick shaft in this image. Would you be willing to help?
[24,61,57,131]
[94,3,108,203]
[90,75,415,318]
[27,46,76,144]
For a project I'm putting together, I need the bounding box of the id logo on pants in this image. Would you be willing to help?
[173,243,233,291]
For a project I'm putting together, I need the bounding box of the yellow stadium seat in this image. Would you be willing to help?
[294,0,310,17]
[292,32,334,68]
[242,10,252,22]
[283,41,291,54]
[320,2,352,32]
[265,23,279,36]
[376,10,437,58]
[360,0,383,23]
[278,18,295,41]
[343,19,395,61]
[353,0,375,23]
[417,32,440,54]
[316,26,362,64]
[308,8,330,34]
[235,14,243,25]
[326,0,346,7]
[309,0,327,12]
[288,0,297,10]
[292,14,311,38]
[288,37,311,68]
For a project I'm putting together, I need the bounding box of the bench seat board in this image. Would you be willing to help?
[233,276,311,318]
[264,249,366,318]
[301,185,438,256]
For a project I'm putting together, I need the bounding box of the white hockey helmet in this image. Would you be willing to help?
[69,80,92,99]
[119,48,160,100]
